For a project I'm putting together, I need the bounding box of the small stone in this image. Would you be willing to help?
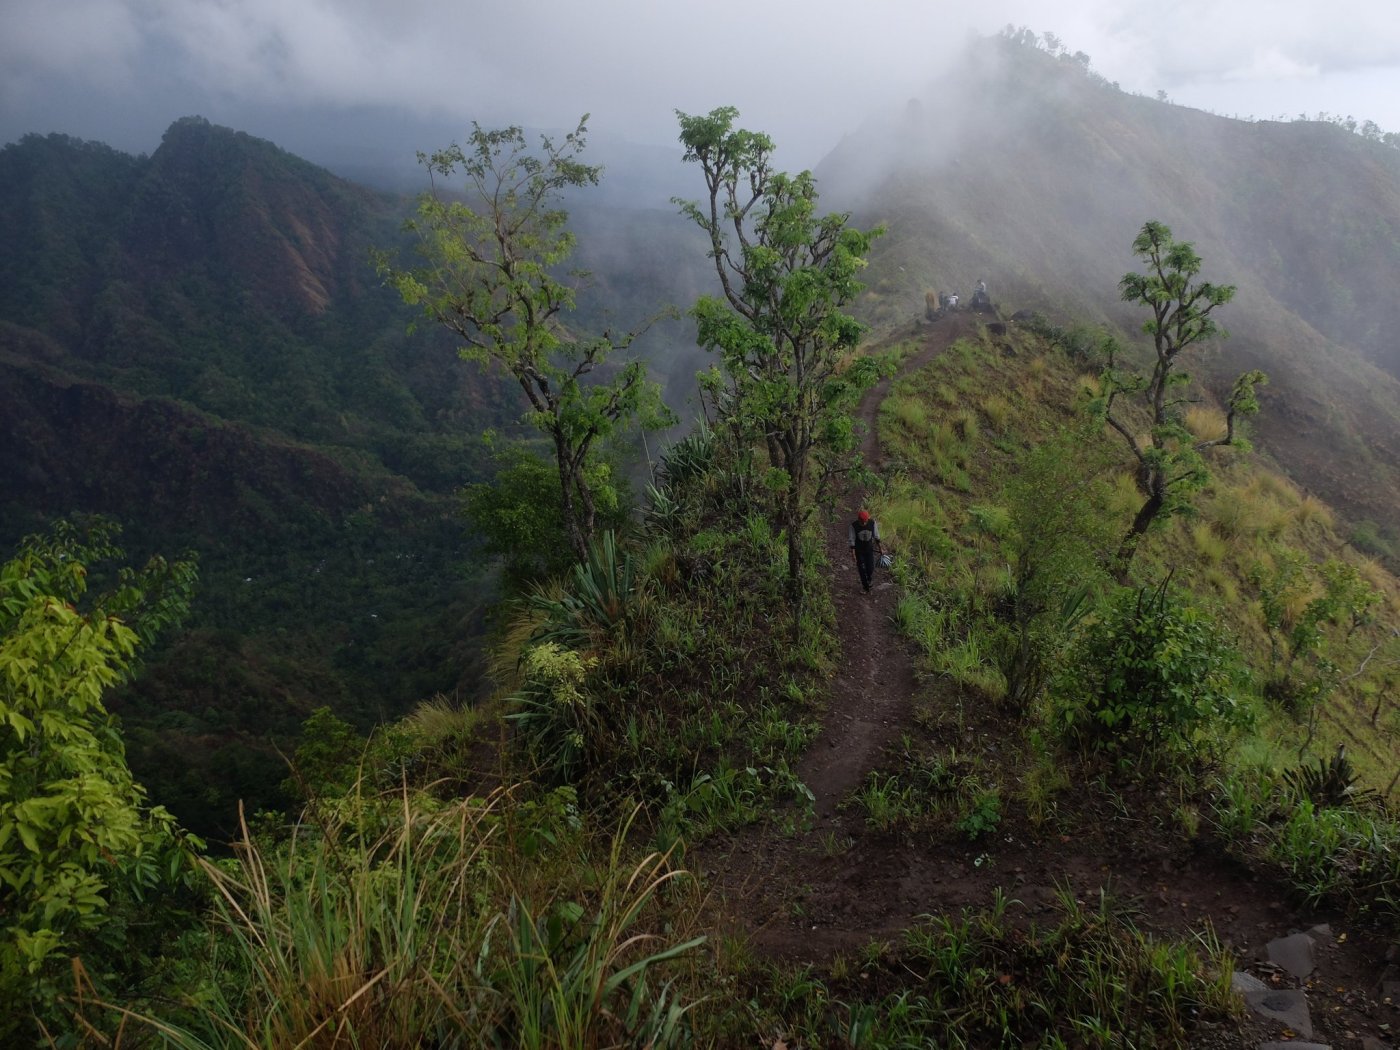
[1231,971,1268,994]
[1362,1037,1391,1050]
[1257,1044,1330,1050]
[1267,932,1318,980]
[1307,923,1334,941]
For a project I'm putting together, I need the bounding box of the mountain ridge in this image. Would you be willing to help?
[824,35,1400,549]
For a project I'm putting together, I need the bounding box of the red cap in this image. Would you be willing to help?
[858,510,870,522]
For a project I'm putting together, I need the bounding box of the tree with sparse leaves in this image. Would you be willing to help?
[378,117,673,561]
[675,107,883,626]
[1097,220,1267,578]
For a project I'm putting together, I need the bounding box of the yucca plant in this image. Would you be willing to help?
[1283,745,1381,810]
[657,423,716,491]
[526,530,641,652]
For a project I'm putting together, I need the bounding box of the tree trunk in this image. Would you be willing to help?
[785,487,804,647]
[555,434,588,562]
[1113,486,1164,584]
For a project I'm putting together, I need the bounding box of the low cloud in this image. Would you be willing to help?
[4,0,1400,164]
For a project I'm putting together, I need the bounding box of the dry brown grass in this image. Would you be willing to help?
[1293,494,1335,530]
[1185,405,1228,442]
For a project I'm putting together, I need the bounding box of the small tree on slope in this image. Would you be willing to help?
[675,107,883,628]
[1098,220,1267,579]
[0,521,200,1038]
[379,118,673,562]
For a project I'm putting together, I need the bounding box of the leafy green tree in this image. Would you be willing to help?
[0,521,201,1038]
[281,706,365,802]
[1099,220,1267,578]
[463,440,630,588]
[378,117,673,561]
[675,107,883,624]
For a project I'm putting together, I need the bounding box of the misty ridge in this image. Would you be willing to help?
[6,25,1400,566]
[4,24,1400,836]
[13,24,1400,1046]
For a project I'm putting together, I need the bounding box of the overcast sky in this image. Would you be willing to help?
[5,0,1400,173]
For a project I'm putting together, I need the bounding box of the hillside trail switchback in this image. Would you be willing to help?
[694,313,1400,1047]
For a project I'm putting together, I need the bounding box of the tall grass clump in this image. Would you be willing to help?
[888,394,930,433]
[981,394,1012,430]
[130,787,704,1048]
[1190,523,1228,566]
[1184,404,1227,442]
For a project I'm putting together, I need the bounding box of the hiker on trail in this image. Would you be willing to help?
[976,278,988,297]
[849,509,884,593]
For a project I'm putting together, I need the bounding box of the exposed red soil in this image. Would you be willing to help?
[694,311,1400,1047]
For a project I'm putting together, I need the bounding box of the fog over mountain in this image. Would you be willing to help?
[6,0,1400,180]
[820,36,1400,542]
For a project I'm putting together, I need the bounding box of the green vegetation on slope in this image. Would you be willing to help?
[11,72,1400,1043]
[873,311,1400,921]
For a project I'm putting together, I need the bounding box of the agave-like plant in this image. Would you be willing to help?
[526,530,640,652]
[657,424,716,492]
[1284,745,1381,810]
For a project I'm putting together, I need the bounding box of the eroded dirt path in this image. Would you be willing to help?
[795,315,978,817]
[694,313,1400,1047]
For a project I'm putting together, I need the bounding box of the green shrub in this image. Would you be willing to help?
[507,643,601,785]
[956,790,1002,841]
[0,523,202,1040]
[1057,583,1250,767]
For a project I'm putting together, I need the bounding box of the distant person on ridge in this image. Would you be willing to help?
[849,509,884,593]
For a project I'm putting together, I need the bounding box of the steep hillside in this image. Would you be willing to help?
[0,117,719,836]
[0,118,512,470]
[825,35,1400,550]
[0,122,515,835]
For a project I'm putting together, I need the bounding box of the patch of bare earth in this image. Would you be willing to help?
[692,312,1400,1047]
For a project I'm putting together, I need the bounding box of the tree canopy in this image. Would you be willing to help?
[379,117,673,560]
[1098,220,1267,577]
[675,106,883,621]
[0,521,200,1037]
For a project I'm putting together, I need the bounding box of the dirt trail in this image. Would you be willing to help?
[796,313,979,817]
[696,313,1400,1047]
